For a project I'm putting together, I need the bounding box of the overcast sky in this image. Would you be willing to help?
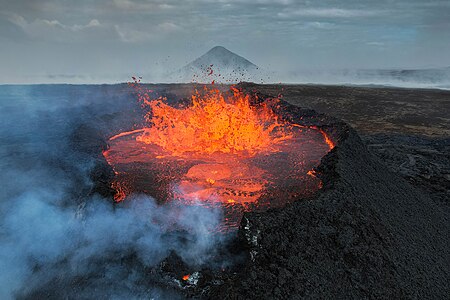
[1,0,449,83]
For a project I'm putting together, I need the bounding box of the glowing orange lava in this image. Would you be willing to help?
[103,82,336,229]
[129,86,290,157]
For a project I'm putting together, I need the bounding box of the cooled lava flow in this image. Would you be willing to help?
[102,84,334,229]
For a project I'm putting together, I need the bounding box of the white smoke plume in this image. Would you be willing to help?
[0,85,230,299]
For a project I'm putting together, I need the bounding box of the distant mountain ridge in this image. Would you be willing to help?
[186,46,257,70]
[172,46,265,83]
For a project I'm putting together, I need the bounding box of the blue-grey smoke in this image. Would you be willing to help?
[0,85,227,299]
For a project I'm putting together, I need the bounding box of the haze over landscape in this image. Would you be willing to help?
[1,0,449,86]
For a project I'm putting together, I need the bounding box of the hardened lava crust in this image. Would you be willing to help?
[209,95,449,299]
[80,88,448,299]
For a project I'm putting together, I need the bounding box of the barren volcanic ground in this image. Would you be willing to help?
[1,83,449,299]
[240,83,450,208]
[97,83,449,298]
[240,83,450,137]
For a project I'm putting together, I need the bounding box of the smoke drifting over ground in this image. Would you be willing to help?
[275,67,450,90]
[167,46,450,88]
[9,46,450,90]
[0,85,229,299]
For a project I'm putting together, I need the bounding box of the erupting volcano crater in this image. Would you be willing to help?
[102,84,335,229]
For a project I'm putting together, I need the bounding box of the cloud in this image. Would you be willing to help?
[158,21,180,32]
[2,11,180,44]
[278,8,381,18]
[305,21,335,29]
[112,0,175,10]
[4,13,106,42]
[7,13,100,31]
[115,22,180,43]
[366,41,385,46]
[0,0,449,81]
[114,25,153,43]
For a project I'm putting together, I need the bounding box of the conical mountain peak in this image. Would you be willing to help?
[178,46,261,83]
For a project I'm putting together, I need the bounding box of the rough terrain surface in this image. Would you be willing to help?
[239,83,450,207]
[141,84,450,298]
[240,83,450,137]
[362,134,449,208]
[7,83,448,299]
[214,127,449,299]
[162,88,450,299]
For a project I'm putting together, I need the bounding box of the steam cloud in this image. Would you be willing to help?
[0,85,228,299]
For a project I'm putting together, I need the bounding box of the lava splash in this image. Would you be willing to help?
[136,86,290,157]
[103,84,334,229]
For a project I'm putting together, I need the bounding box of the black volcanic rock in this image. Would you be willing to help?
[84,86,448,298]
[212,125,449,299]
[363,133,450,207]
[41,84,448,299]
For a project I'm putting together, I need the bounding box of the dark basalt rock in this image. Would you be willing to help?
[80,88,449,299]
[362,133,450,207]
[71,124,116,198]
[211,126,449,299]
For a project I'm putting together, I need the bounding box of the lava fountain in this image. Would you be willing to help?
[103,82,334,229]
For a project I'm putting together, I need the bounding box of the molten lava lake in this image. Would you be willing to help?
[102,85,334,230]
[103,125,332,230]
